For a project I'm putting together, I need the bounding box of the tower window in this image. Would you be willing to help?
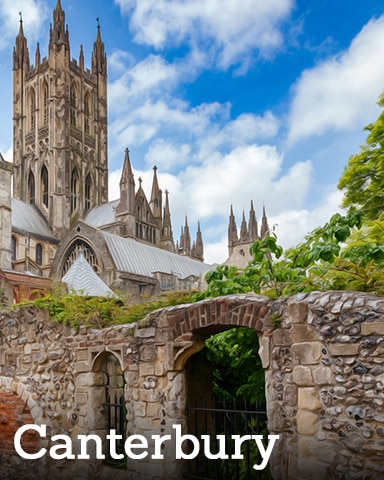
[28,171,35,205]
[85,173,91,210]
[84,91,91,134]
[70,84,78,127]
[41,166,49,208]
[29,89,36,132]
[71,168,78,213]
[36,243,43,265]
[11,237,17,261]
[43,81,49,126]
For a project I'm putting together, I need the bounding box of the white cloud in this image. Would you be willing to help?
[115,0,293,69]
[271,188,344,250]
[0,0,48,50]
[288,15,384,144]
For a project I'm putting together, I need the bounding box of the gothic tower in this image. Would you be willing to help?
[227,202,269,263]
[12,1,108,238]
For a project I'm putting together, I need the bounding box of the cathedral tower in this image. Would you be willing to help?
[12,1,108,238]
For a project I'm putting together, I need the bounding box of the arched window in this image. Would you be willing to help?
[29,88,36,132]
[70,83,78,127]
[62,241,100,276]
[84,91,91,134]
[42,81,49,126]
[102,354,125,463]
[41,165,49,208]
[71,168,78,213]
[11,236,17,261]
[28,171,35,205]
[85,173,91,211]
[36,243,43,265]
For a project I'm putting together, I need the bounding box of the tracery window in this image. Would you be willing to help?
[84,91,91,134]
[29,89,36,132]
[42,81,49,125]
[36,243,42,265]
[11,236,17,261]
[28,171,35,205]
[71,168,78,213]
[41,165,49,207]
[70,83,78,127]
[61,241,100,276]
[85,173,91,211]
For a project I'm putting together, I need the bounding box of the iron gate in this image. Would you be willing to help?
[184,397,269,480]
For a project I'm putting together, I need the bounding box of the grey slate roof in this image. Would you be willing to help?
[62,250,116,297]
[12,199,56,240]
[84,199,119,227]
[102,231,211,279]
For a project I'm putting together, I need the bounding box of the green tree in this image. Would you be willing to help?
[338,94,384,219]
[205,327,265,404]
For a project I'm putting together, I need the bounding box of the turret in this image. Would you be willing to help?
[49,0,70,57]
[150,166,162,222]
[116,148,136,237]
[192,221,204,262]
[161,190,174,252]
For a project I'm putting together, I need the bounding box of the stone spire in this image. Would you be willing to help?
[116,148,135,216]
[192,221,204,262]
[92,18,107,75]
[161,189,174,252]
[228,205,238,246]
[248,200,258,241]
[239,210,248,242]
[35,42,40,68]
[49,0,70,55]
[150,166,162,222]
[260,205,270,238]
[178,216,191,256]
[13,13,29,70]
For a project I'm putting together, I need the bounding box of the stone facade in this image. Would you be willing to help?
[1,291,384,479]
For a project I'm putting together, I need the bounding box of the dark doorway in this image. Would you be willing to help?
[184,328,269,480]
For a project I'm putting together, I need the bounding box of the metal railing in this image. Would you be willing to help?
[185,397,269,480]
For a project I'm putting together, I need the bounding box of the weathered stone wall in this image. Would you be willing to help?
[1,291,384,479]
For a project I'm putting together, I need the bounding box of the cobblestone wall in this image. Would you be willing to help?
[0,291,384,479]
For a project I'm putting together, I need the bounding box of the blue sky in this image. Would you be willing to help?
[1,0,384,264]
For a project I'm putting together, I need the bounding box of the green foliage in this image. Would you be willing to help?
[193,210,384,300]
[338,94,384,220]
[205,327,265,405]
[12,284,194,329]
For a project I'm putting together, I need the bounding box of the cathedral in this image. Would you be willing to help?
[0,1,269,303]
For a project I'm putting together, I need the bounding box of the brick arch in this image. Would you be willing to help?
[167,294,270,343]
[0,390,40,455]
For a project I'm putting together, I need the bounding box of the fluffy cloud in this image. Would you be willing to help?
[0,0,48,50]
[288,15,384,144]
[115,0,293,69]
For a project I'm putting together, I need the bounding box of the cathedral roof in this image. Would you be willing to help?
[101,231,211,280]
[11,199,56,241]
[62,250,116,297]
[84,199,120,227]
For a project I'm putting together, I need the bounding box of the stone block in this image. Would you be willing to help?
[297,409,319,435]
[273,329,292,346]
[292,365,313,386]
[134,327,156,338]
[298,387,322,411]
[258,335,270,368]
[287,301,308,324]
[290,325,318,343]
[139,363,155,377]
[312,366,333,385]
[361,322,384,336]
[327,343,360,356]
[292,342,322,365]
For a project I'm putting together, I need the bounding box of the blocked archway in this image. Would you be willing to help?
[0,390,40,456]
